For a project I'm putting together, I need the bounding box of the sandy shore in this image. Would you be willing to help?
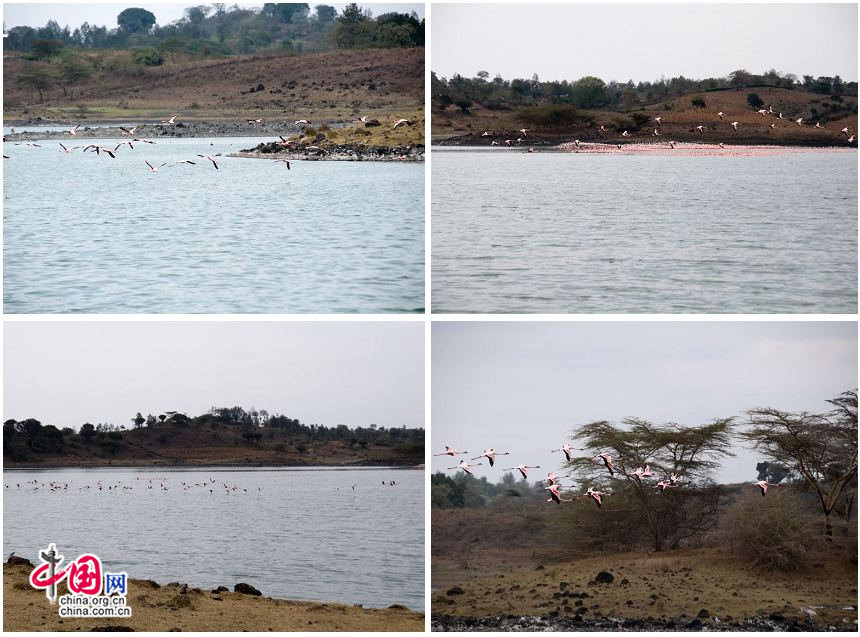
[3,563,423,632]
[554,140,856,156]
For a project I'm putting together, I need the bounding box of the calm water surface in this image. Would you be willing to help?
[4,137,424,313]
[3,467,424,609]
[432,149,857,313]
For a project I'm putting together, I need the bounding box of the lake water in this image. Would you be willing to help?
[3,137,424,313]
[431,148,858,313]
[3,467,424,610]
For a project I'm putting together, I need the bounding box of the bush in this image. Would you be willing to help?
[132,48,164,66]
[747,93,764,109]
[515,104,579,128]
[690,97,707,109]
[720,491,820,571]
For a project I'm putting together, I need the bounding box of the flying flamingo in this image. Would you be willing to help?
[632,465,652,481]
[795,117,804,126]
[65,124,80,136]
[490,141,499,146]
[503,464,541,480]
[695,125,705,134]
[545,484,572,504]
[731,122,739,131]
[393,118,413,129]
[654,116,662,126]
[450,460,482,475]
[655,480,677,493]
[519,128,529,137]
[247,118,263,124]
[621,130,630,137]
[196,154,219,169]
[717,112,724,120]
[757,109,768,117]
[170,160,196,166]
[275,159,291,169]
[596,452,615,476]
[161,115,178,125]
[754,480,779,497]
[841,127,850,136]
[585,487,611,508]
[814,122,823,129]
[481,130,493,137]
[552,443,582,462]
[145,161,167,172]
[433,446,468,457]
[472,448,510,467]
[546,472,559,485]
[120,126,138,135]
[58,143,79,153]
[294,119,312,126]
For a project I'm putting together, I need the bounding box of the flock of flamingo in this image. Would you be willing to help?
[435,443,779,506]
[481,102,856,152]
[4,113,415,166]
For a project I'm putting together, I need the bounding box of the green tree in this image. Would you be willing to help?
[30,38,65,60]
[566,417,735,551]
[743,390,858,540]
[315,5,337,24]
[117,8,157,33]
[57,52,94,99]
[132,412,146,428]
[15,63,59,102]
[746,93,764,109]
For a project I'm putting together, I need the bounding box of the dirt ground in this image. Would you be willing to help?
[4,564,424,632]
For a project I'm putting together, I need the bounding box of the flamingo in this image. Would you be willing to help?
[778,112,785,119]
[133,138,156,144]
[196,154,219,169]
[275,159,291,169]
[490,141,499,146]
[247,118,263,124]
[718,142,726,148]
[553,443,582,462]
[450,460,482,475]
[585,487,611,508]
[655,480,677,493]
[768,123,776,129]
[757,109,768,117]
[795,117,804,126]
[669,141,676,149]
[573,139,581,147]
[632,465,652,480]
[472,448,510,467]
[393,118,412,129]
[653,128,661,136]
[433,446,468,457]
[598,125,608,132]
[731,122,739,131]
[504,139,515,146]
[65,124,80,136]
[170,160,195,166]
[695,125,705,134]
[145,161,167,172]
[754,480,779,497]
[114,141,134,151]
[161,115,178,125]
[481,130,493,137]
[654,116,662,126]
[814,122,823,129]
[58,143,79,153]
[546,472,559,485]
[596,452,615,476]
[717,111,724,120]
[848,135,855,143]
[519,128,529,137]
[841,127,850,136]
[621,130,630,137]
[503,464,541,480]
[120,126,138,135]
[545,484,572,504]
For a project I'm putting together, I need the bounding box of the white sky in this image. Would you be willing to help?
[4,321,424,431]
[1,2,424,30]
[432,3,858,83]
[431,321,857,485]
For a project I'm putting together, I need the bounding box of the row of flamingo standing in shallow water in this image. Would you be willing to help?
[435,443,779,506]
[482,103,856,149]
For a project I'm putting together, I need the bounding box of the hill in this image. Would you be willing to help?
[432,76,858,146]
[3,47,424,128]
[3,410,424,467]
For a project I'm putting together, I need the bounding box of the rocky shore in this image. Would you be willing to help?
[4,560,423,632]
[432,612,856,632]
[232,140,424,162]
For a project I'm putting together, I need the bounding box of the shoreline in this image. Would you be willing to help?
[3,562,423,632]
[3,460,425,470]
[433,140,856,154]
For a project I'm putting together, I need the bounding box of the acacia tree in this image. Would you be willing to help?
[743,390,858,539]
[566,418,735,552]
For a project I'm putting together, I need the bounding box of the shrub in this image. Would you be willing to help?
[747,93,764,109]
[720,491,820,571]
[690,97,707,108]
[131,47,164,66]
[515,104,579,128]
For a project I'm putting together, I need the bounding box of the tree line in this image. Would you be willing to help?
[5,3,424,58]
[3,404,424,461]
[432,68,859,114]
[432,391,857,554]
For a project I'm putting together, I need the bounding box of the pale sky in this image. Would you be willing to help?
[2,2,424,30]
[4,321,424,431]
[433,3,858,83]
[431,321,857,485]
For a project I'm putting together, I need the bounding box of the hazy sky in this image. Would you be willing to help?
[2,2,424,30]
[431,321,857,485]
[4,321,424,430]
[433,3,858,83]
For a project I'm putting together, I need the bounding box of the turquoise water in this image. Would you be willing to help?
[4,137,424,313]
[432,149,857,313]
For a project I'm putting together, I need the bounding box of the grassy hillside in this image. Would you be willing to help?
[433,86,857,146]
[4,47,424,125]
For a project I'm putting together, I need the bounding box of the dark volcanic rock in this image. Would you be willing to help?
[234,582,262,596]
[6,555,33,566]
[594,571,614,584]
[697,609,710,619]
[446,586,465,596]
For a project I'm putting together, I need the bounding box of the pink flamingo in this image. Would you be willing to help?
[585,487,611,508]
[546,472,559,485]
[450,460,482,475]
[655,480,677,493]
[503,464,541,479]
[754,480,779,497]
[433,446,468,457]
[472,448,510,467]
[545,484,572,504]
[596,452,615,476]
[552,443,582,462]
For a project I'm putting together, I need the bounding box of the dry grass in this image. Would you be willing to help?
[3,564,423,632]
[4,48,424,125]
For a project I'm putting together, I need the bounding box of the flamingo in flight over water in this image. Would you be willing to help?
[433,446,468,457]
